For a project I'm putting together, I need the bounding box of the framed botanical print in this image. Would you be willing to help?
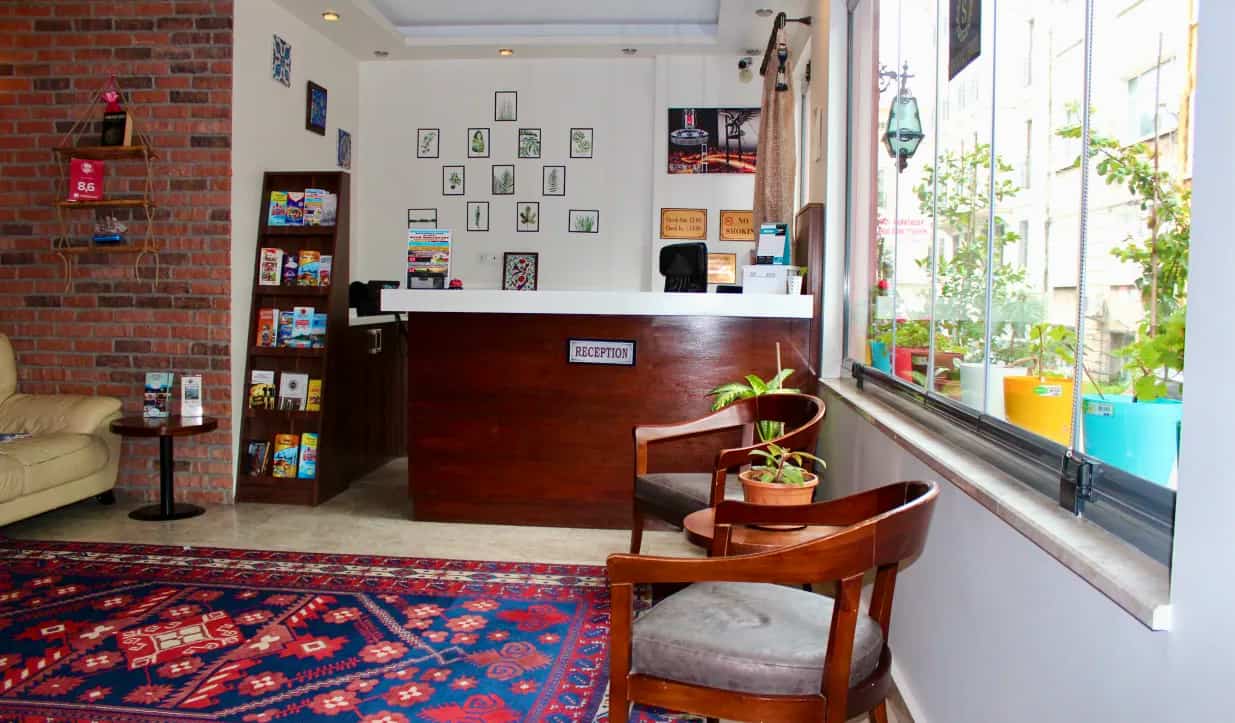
[502,252,538,290]
[494,91,517,121]
[568,209,599,233]
[416,128,439,158]
[570,127,593,158]
[491,164,515,195]
[518,128,542,159]
[516,201,539,232]
[467,127,490,158]
[542,165,565,196]
[442,165,465,195]
[466,201,489,231]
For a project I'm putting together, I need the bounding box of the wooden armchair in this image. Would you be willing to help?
[608,481,939,723]
[630,393,825,554]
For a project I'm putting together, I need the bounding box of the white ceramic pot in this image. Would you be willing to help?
[958,362,1027,419]
[787,274,805,295]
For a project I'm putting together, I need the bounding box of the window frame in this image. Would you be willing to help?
[840,0,1177,565]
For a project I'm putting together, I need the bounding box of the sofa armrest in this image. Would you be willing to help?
[0,393,123,436]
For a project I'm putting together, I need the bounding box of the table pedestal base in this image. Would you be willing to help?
[129,503,205,521]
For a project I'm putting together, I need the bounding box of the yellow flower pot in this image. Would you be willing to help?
[1003,375,1074,445]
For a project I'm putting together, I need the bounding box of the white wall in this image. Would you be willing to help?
[650,56,762,288]
[818,2,1235,720]
[230,0,359,478]
[355,59,654,290]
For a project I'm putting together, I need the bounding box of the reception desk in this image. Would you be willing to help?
[382,289,816,528]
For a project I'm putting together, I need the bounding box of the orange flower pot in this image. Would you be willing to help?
[1003,375,1075,445]
[738,469,820,529]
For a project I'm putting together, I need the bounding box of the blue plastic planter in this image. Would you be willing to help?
[1082,394,1182,487]
[869,341,892,373]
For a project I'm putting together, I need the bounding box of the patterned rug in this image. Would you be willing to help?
[0,539,699,722]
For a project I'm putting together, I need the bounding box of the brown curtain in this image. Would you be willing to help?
[753,28,797,228]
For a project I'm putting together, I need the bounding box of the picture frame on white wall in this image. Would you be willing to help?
[272,34,291,87]
[495,91,517,122]
[492,164,515,195]
[337,129,351,170]
[568,209,599,234]
[516,201,539,232]
[407,208,438,228]
[442,165,465,196]
[467,127,490,158]
[542,165,565,196]
[466,201,489,232]
[416,129,439,158]
[570,128,593,158]
[518,128,541,159]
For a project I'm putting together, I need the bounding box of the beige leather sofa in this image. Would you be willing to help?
[0,334,122,527]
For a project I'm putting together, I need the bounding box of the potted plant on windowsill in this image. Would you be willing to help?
[1003,322,1077,445]
[739,443,826,528]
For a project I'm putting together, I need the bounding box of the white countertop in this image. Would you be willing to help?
[348,309,400,327]
[381,289,812,319]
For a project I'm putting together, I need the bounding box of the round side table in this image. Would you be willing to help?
[683,507,840,556]
[110,415,218,521]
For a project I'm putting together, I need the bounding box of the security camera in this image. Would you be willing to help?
[738,57,751,70]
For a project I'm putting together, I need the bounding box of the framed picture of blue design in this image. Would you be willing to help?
[305,81,327,135]
[271,34,291,87]
[337,129,351,170]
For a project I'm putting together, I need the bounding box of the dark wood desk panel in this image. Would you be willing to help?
[407,312,814,528]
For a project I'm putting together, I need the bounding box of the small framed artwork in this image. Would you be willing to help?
[337,129,351,170]
[492,164,515,195]
[416,128,439,158]
[502,252,539,290]
[495,91,517,122]
[707,252,738,284]
[305,81,327,135]
[570,127,593,158]
[407,208,438,228]
[466,201,489,232]
[568,209,599,233]
[542,165,565,196]
[516,201,539,232]
[467,127,490,158]
[272,34,291,87]
[518,128,542,159]
[442,165,465,195]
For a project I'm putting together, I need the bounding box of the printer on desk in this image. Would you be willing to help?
[742,221,800,294]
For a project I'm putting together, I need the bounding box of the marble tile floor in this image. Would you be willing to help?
[1,458,911,723]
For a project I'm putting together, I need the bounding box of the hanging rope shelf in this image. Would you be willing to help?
[50,76,161,292]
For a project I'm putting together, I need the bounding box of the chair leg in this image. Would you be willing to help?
[629,500,645,554]
[869,701,889,723]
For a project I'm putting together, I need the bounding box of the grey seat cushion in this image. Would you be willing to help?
[632,581,885,696]
[634,473,742,524]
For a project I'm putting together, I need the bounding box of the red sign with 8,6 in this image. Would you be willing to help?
[68,157,104,201]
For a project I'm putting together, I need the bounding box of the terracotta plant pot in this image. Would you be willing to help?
[738,469,820,529]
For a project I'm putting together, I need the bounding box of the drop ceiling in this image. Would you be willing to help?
[271,0,812,60]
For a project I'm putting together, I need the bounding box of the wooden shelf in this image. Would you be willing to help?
[55,199,153,209]
[55,244,154,255]
[263,226,338,236]
[236,473,314,485]
[249,346,325,358]
[244,408,321,420]
[54,144,157,160]
[254,285,331,297]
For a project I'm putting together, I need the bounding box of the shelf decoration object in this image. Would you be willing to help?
[272,34,292,87]
[51,75,159,290]
[502,252,539,290]
[306,81,327,135]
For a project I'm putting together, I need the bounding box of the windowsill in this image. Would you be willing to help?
[820,376,1171,631]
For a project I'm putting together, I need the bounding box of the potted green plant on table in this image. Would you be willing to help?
[1059,121,1188,486]
[740,443,826,528]
[707,368,797,443]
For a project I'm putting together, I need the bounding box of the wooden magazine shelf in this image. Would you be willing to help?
[236,171,350,506]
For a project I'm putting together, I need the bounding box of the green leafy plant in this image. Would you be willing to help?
[1010,323,1076,378]
[572,215,594,232]
[747,443,826,486]
[707,368,797,442]
[1119,307,1186,401]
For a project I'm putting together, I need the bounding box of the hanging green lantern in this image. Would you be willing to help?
[883,93,924,172]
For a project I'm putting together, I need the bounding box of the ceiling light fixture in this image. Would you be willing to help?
[321,10,340,21]
[621,48,638,55]
[373,50,389,58]
[498,48,514,56]
[755,8,775,17]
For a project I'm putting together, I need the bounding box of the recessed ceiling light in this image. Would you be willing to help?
[755,8,775,17]
[373,50,389,58]
[621,48,638,55]
[498,48,514,56]
[321,10,340,21]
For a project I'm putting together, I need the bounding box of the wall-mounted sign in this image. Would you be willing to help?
[707,253,737,285]
[719,209,755,241]
[567,338,636,366]
[660,208,707,240]
[948,0,981,80]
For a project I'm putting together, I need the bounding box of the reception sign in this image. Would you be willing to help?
[567,338,636,366]
[659,208,707,240]
[719,209,755,241]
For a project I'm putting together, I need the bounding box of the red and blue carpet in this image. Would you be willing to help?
[0,539,695,722]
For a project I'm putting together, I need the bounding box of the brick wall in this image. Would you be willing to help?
[0,0,234,503]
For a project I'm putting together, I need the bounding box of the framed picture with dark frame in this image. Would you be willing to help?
[494,91,517,122]
[467,127,490,158]
[502,251,539,290]
[416,128,439,158]
[466,201,489,232]
[570,127,593,158]
[305,81,327,135]
[542,165,565,196]
[516,201,539,232]
[492,164,515,195]
[407,208,438,228]
[442,165,465,196]
[568,209,599,233]
[518,128,541,159]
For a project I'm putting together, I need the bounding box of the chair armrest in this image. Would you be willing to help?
[712,484,913,528]
[634,404,749,476]
[0,393,123,436]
